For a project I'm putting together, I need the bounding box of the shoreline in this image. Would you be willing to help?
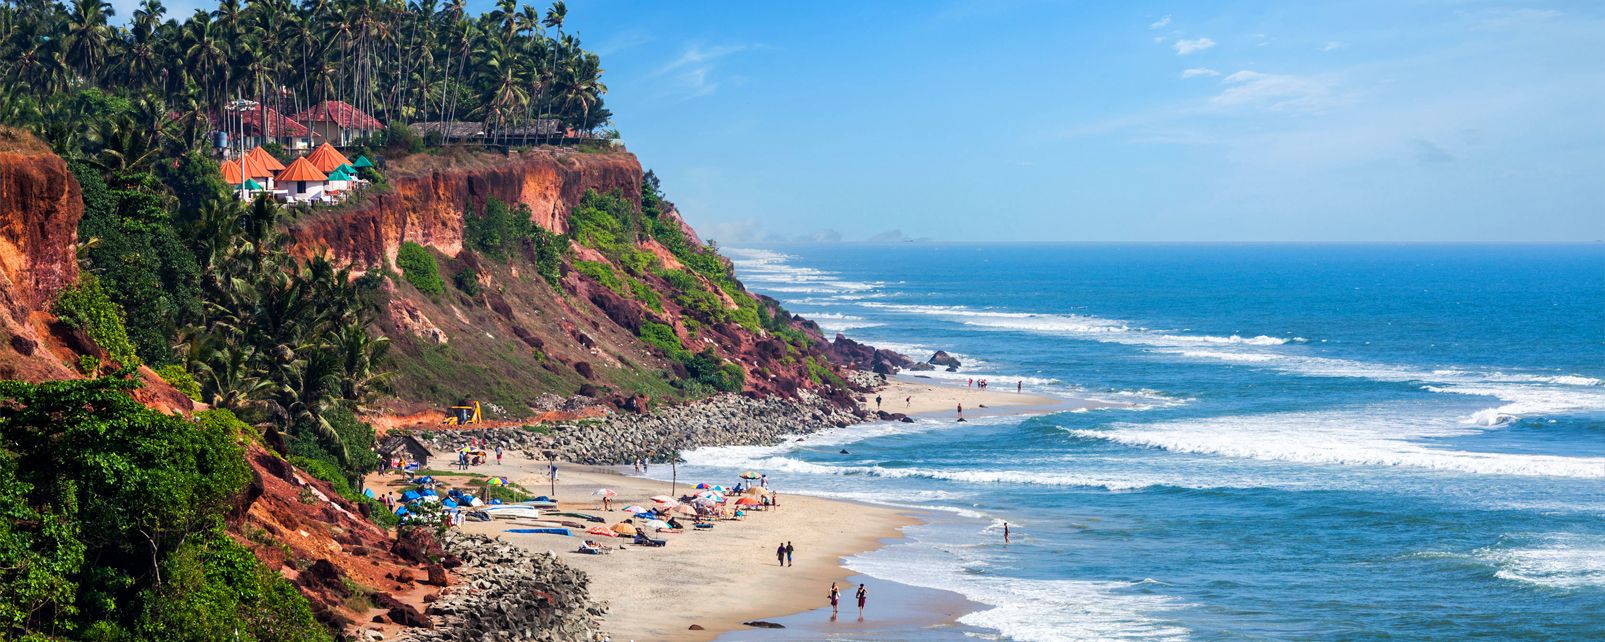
[390,374,1099,641]
[451,462,930,641]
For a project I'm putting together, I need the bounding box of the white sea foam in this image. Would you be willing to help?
[848,536,1190,641]
[1069,407,1605,479]
[1480,533,1605,590]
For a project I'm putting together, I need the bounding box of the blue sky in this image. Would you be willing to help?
[543,1,1602,243]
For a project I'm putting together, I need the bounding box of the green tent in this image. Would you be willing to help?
[336,163,356,175]
[241,178,264,190]
[352,155,375,168]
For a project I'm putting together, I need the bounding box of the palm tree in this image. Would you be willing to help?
[61,0,113,84]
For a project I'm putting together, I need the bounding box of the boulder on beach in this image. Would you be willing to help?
[928,350,962,368]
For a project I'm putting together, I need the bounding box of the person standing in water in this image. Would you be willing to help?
[828,582,841,613]
[856,584,868,619]
[1004,522,1011,544]
[1017,381,1022,393]
[957,402,964,419]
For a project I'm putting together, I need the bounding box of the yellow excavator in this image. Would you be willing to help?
[442,401,482,426]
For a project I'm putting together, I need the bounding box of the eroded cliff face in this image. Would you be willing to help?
[289,148,642,268]
[0,129,82,382]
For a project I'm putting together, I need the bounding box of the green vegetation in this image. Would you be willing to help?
[0,0,613,157]
[463,198,565,285]
[396,241,446,296]
[454,267,483,296]
[154,364,202,401]
[573,260,627,296]
[52,272,140,368]
[0,377,329,641]
[73,162,201,366]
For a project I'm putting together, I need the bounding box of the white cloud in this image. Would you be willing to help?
[1181,68,1220,79]
[653,44,752,99]
[1173,37,1216,55]
[1149,15,1171,29]
[1212,70,1332,112]
[1322,41,1345,52]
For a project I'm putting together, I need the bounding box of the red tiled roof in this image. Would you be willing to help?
[247,146,285,172]
[293,100,383,130]
[277,156,327,182]
[225,105,309,138]
[304,143,352,174]
[220,159,242,184]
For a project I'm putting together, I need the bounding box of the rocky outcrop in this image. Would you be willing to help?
[417,390,864,465]
[928,350,962,370]
[827,333,913,375]
[402,531,605,642]
[289,148,641,269]
[0,128,82,381]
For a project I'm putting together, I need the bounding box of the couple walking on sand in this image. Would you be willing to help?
[827,582,868,620]
[775,541,794,566]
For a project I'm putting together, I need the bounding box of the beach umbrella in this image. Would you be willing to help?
[586,525,618,538]
[488,477,505,486]
[621,505,649,515]
[744,486,768,496]
[691,497,718,508]
[739,471,760,479]
[611,522,638,536]
[695,483,712,490]
[643,519,671,531]
[710,485,730,493]
[735,497,761,506]
[671,504,698,515]
[593,488,617,498]
[649,495,675,503]
[654,499,682,509]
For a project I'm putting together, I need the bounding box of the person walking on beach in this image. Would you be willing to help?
[856,584,868,619]
[905,395,911,408]
[967,378,973,389]
[957,402,964,419]
[495,446,503,465]
[776,543,787,567]
[875,394,882,410]
[785,541,794,567]
[828,582,841,613]
[1017,381,1022,393]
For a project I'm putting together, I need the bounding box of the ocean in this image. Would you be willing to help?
[687,243,1605,641]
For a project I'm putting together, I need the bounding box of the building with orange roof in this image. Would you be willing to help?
[220,159,243,185]
[304,143,353,174]
[293,100,384,146]
[246,146,286,172]
[277,156,328,202]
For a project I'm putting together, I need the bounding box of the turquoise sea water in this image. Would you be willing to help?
[690,244,1605,641]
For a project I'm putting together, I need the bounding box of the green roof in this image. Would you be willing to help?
[328,168,355,181]
[241,178,264,190]
[352,155,375,168]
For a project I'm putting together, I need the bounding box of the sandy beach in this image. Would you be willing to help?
[873,374,1115,419]
[373,375,1109,640]
[437,461,914,641]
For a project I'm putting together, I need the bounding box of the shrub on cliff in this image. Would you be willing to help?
[396,242,445,295]
[0,377,324,640]
[53,273,140,368]
[465,198,564,285]
[154,364,202,401]
[72,163,201,366]
[454,267,483,296]
[685,349,745,393]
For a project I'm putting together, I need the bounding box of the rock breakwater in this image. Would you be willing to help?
[401,531,606,642]
[418,390,866,464]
